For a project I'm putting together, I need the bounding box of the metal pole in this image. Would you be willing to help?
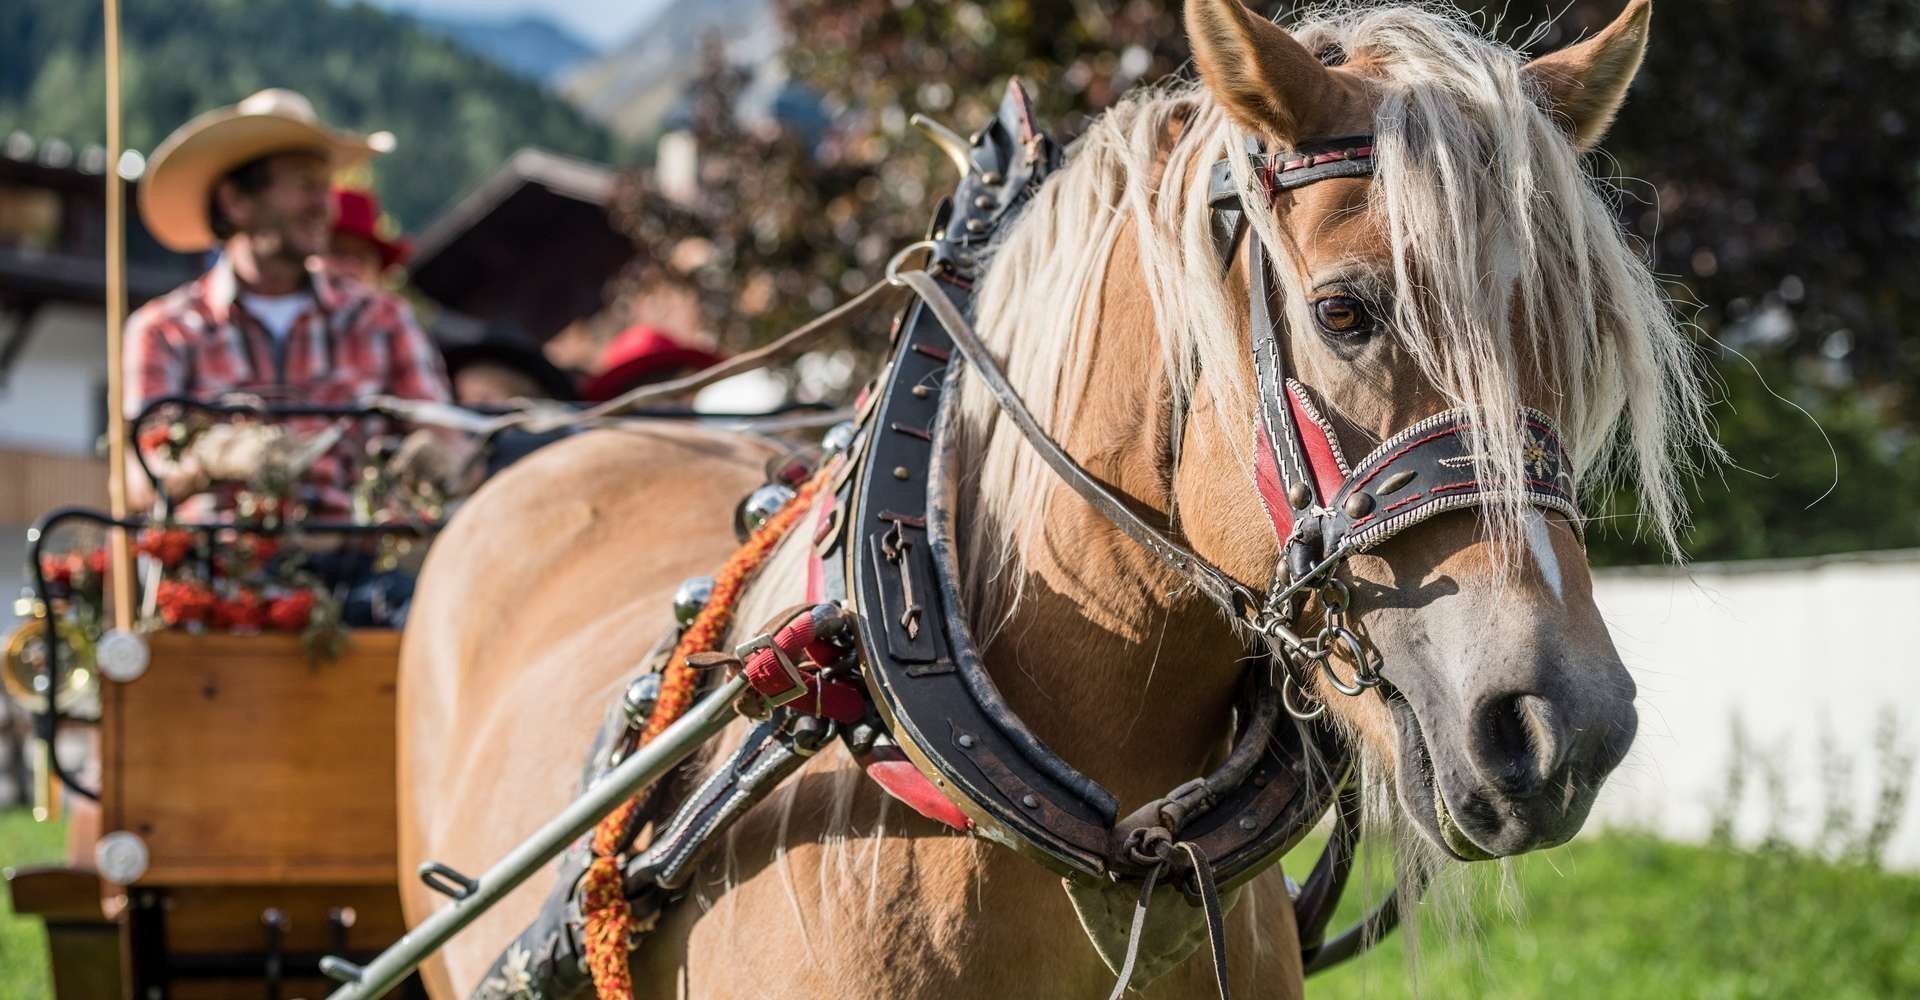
[102,0,134,629]
[322,674,748,999]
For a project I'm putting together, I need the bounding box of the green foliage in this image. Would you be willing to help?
[0,0,621,228]
[638,0,1919,566]
[1287,831,1920,999]
[0,810,65,1000]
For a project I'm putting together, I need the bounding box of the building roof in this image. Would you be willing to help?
[0,131,196,308]
[407,147,636,343]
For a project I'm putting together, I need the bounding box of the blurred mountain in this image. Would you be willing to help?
[0,0,621,229]
[405,10,598,86]
[560,0,780,140]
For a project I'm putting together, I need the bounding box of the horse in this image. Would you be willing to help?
[396,0,1710,995]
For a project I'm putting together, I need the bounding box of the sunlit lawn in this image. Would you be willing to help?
[3,810,1917,999]
[0,809,65,1000]
[1300,830,1920,999]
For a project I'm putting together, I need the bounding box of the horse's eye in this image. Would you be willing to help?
[1314,296,1370,337]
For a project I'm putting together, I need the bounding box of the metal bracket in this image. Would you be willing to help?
[261,908,287,1000]
[319,956,365,984]
[417,860,480,901]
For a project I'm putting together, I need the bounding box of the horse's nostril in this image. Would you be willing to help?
[1478,693,1562,795]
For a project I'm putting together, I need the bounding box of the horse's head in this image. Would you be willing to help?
[1173,0,1703,861]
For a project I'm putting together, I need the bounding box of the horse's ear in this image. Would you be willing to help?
[1524,0,1653,150]
[1186,0,1332,144]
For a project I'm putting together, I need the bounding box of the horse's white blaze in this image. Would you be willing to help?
[1523,509,1564,603]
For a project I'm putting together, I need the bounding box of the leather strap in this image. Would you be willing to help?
[1102,841,1233,1000]
[1105,860,1165,1000]
[891,269,1263,625]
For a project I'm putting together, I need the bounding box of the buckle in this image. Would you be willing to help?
[734,633,808,708]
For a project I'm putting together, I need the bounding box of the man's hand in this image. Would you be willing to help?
[389,429,482,497]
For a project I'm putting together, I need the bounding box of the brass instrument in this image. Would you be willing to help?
[3,613,99,718]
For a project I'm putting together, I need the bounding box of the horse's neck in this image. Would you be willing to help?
[969,233,1252,810]
[728,521,818,644]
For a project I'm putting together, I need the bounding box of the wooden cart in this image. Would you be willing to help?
[7,629,423,999]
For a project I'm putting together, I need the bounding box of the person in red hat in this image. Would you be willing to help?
[325,187,412,285]
[580,325,724,403]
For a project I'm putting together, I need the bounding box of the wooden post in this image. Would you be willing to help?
[103,0,134,629]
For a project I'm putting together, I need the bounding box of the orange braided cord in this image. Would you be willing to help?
[582,465,834,999]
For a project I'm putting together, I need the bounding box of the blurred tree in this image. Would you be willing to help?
[617,0,1920,563]
[0,0,621,229]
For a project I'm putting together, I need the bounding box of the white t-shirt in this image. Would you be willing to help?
[238,291,313,342]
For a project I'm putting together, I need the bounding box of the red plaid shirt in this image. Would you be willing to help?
[125,257,450,514]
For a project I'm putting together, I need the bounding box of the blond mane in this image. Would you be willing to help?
[957,1,1712,631]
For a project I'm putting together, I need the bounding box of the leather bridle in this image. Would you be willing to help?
[892,132,1584,726]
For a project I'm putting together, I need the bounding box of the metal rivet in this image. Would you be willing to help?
[957,733,977,749]
[964,218,988,234]
[1020,794,1041,809]
[1378,469,1417,495]
[892,466,911,481]
[911,385,931,398]
[1344,492,1375,518]
[1250,771,1268,787]
[981,171,1004,185]
[1287,482,1313,510]
[972,194,995,210]
[1239,817,1258,831]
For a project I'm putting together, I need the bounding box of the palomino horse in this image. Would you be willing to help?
[398,0,1708,995]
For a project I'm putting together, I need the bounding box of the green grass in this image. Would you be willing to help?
[0,809,66,1000]
[1300,831,1920,999]
[2,812,1916,998]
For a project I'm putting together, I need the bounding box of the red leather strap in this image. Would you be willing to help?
[1253,425,1295,541]
[739,608,867,724]
[1288,384,1349,501]
[859,745,973,830]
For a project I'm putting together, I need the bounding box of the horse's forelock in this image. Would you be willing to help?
[1274,4,1715,560]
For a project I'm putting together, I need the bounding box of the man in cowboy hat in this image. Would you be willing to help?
[125,89,452,511]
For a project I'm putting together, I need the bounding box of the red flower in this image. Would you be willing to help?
[38,555,72,593]
[138,424,171,453]
[156,579,217,626]
[137,529,195,568]
[267,590,317,631]
[86,547,109,576]
[63,552,94,591]
[211,589,269,631]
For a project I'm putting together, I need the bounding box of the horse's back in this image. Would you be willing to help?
[397,423,777,996]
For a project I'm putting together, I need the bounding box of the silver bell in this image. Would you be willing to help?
[820,421,858,459]
[737,483,797,538]
[623,672,663,727]
[672,575,715,627]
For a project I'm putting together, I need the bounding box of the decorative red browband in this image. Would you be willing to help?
[1251,135,1378,199]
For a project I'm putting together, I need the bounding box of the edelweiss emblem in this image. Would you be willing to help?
[1522,439,1552,481]
[479,943,536,999]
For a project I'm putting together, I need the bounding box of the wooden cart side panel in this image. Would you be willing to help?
[101,630,403,886]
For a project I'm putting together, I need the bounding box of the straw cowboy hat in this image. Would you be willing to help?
[138,88,394,252]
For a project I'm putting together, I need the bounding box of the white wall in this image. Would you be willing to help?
[1589,550,1920,868]
[0,303,108,455]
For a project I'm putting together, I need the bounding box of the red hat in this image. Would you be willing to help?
[580,326,724,403]
[331,187,411,270]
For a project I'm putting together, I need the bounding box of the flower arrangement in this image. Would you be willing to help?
[39,524,344,661]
